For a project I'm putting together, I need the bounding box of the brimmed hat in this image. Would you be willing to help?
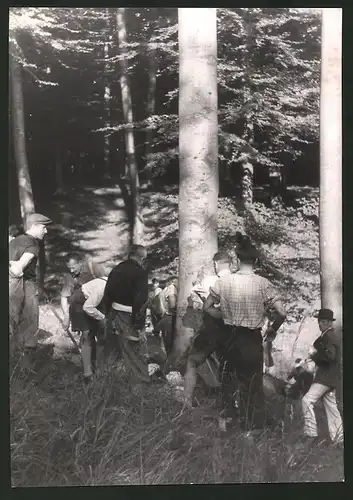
[315,308,336,321]
[27,213,52,227]
[234,231,259,259]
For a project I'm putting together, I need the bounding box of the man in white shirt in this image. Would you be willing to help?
[72,275,108,383]
[183,251,232,408]
[82,277,108,323]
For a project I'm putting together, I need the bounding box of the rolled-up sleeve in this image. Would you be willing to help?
[61,273,74,298]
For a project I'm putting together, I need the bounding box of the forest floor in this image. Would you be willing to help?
[10,185,344,485]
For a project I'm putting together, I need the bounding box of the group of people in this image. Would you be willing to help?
[9,214,343,446]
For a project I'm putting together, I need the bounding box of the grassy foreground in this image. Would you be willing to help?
[10,187,344,485]
[10,349,344,486]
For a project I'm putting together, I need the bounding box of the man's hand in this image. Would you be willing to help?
[138,329,147,343]
[204,306,222,320]
[38,289,50,303]
[9,261,23,278]
[98,317,106,329]
[308,347,317,357]
[263,326,277,342]
[62,316,70,331]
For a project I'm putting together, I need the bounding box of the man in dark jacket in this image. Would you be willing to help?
[301,308,343,446]
[102,244,151,383]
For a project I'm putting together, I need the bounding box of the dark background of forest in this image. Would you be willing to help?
[9,7,321,224]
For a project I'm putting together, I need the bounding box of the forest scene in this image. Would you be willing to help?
[8,7,343,487]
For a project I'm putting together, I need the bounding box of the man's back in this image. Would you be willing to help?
[105,259,147,304]
[211,272,279,329]
[104,259,148,328]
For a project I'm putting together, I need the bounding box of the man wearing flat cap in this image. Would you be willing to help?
[301,308,343,446]
[9,213,52,353]
[204,233,286,433]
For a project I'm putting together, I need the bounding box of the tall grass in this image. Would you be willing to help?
[10,350,344,486]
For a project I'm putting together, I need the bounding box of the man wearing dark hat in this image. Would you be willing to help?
[9,213,52,352]
[301,308,343,446]
[204,233,286,433]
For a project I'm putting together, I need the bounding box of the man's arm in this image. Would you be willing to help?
[204,280,223,319]
[164,284,177,314]
[263,278,286,340]
[60,274,74,329]
[101,269,116,314]
[60,296,70,329]
[203,294,222,319]
[133,270,149,329]
[264,299,286,340]
[168,293,177,313]
[82,282,106,322]
[311,334,338,364]
[9,252,35,277]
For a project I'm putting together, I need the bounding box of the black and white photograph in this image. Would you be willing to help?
[8,7,343,486]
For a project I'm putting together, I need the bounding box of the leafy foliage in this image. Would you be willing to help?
[217,8,320,180]
[9,7,321,192]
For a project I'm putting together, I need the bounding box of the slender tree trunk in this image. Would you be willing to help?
[175,8,219,359]
[9,51,35,224]
[116,7,144,244]
[319,8,342,329]
[104,8,112,178]
[10,48,46,293]
[241,13,254,208]
[145,43,157,174]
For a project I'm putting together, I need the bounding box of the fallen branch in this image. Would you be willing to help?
[47,304,81,353]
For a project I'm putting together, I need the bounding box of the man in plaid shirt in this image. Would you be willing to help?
[204,234,286,432]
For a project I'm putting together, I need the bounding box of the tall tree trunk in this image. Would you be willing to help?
[104,8,112,178]
[319,8,342,329]
[145,43,157,176]
[175,8,219,359]
[116,7,144,245]
[9,51,35,224]
[10,48,46,293]
[241,12,254,208]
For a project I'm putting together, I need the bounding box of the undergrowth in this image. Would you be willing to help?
[10,348,343,486]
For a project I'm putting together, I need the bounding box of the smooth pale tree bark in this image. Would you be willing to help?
[104,8,112,177]
[174,8,219,359]
[117,7,144,245]
[319,8,342,330]
[10,51,35,224]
